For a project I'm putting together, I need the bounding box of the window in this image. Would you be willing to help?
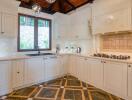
[18,14,52,51]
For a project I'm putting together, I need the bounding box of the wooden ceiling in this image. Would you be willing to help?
[17,0,94,14]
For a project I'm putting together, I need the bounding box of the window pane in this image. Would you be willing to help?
[19,16,34,50]
[38,19,50,49]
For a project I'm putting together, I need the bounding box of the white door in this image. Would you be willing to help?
[25,57,44,84]
[104,61,127,98]
[128,64,132,99]
[44,56,59,81]
[90,58,104,89]
[12,60,25,88]
[0,61,12,96]
[1,12,16,37]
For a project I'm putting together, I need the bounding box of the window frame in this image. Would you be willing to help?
[18,13,52,52]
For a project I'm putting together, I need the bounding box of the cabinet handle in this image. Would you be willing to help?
[1,32,4,34]
[50,56,57,59]
[104,61,106,63]
[128,65,131,68]
[17,72,20,74]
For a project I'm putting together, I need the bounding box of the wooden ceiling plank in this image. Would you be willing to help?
[58,0,65,13]
[65,0,76,10]
[65,0,94,13]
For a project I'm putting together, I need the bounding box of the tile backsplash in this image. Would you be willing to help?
[101,32,132,52]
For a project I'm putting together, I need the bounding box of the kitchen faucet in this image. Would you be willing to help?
[37,46,41,54]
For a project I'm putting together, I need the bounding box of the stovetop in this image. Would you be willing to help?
[93,53,131,60]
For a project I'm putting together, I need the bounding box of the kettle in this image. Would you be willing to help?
[77,47,81,53]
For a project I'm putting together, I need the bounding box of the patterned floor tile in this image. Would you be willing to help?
[34,87,59,99]
[9,86,37,99]
[2,75,124,100]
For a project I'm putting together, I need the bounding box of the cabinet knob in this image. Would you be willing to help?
[17,72,20,74]
[1,32,4,34]
[128,65,131,68]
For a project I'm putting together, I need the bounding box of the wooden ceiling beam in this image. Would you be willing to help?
[65,0,76,10]
[58,0,65,13]
[65,0,94,13]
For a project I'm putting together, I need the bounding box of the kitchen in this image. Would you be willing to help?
[0,0,132,100]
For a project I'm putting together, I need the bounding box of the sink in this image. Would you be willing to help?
[26,53,56,56]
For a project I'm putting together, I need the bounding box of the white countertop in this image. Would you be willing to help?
[0,53,132,64]
[0,55,30,61]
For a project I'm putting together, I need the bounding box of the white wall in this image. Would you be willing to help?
[56,4,94,54]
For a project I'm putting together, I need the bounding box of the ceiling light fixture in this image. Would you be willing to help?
[46,0,56,4]
[32,4,41,13]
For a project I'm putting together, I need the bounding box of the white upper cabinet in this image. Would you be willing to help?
[12,60,25,88]
[92,0,132,34]
[128,64,132,100]
[104,61,127,98]
[0,61,12,96]
[0,12,16,37]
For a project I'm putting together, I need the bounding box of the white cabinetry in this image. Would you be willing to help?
[12,60,25,88]
[77,57,91,83]
[0,61,12,96]
[128,64,132,100]
[0,12,16,37]
[104,61,127,98]
[88,58,104,89]
[68,55,78,76]
[25,57,44,85]
[44,55,64,81]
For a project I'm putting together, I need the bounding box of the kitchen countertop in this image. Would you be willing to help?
[0,55,30,61]
[65,53,132,64]
[0,53,132,64]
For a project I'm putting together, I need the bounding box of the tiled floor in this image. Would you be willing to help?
[1,75,124,100]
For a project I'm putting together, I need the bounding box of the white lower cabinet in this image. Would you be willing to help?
[0,61,12,96]
[68,55,78,76]
[128,64,132,100]
[104,61,127,98]
[25,57,44,85]
[90,58,104,89]
[44,56,64,81]
[12,60,25,88]
[76,57,88,82]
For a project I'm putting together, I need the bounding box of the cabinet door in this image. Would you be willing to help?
[104,61,127,98]
[77,57,89,82]
[90,59,103,89]
[128,64,132,99]
[59,55,66,76]
[1,12,16,37]
[0,13,1,34]
[68,55,78,76]
[44,56,60,81]
[12,60,25,88]
[0,61,12,95]
[25,57,44,84]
